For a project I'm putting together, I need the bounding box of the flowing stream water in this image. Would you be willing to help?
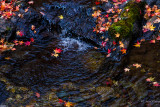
[0,0,159,106]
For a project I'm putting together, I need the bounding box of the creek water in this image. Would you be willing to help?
[0,0,159,106]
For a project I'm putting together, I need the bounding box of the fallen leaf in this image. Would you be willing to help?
[30,38,34,42]
[18,13,23,18]
[94,47,98,49]
[59,15,63,19]
[112,48,116,51]
[54,48,62,54]
[136,0,141,3]
[51,53,59,57]
[25,41,31,46]
[119,41,124,48]
[28,1,34,4]
[133,42,141,47]
[121,48,126,54]
[112,80,118,86]
[150,39,155,43]
[25,8,29,12]
[156,36,160,40]
[40,11,45,15]
[108,49,111,54]
[5,57,11,60]
[34,30,36,34]
[149,25,155,31]
[16,31,24,37]
[101,41,107,47]
[64,101,74,107]
[133,63,141,68]
[101,0,108,2]
[146,77,154,82]
[124,68,130,72]
[58,99,64,103]
[11,48,16,51]
[35,92,40,98]
[13,40,18,43]
[1,1,5,11]
[105,14,109,18]
[92,10,101,18]
[95,1,100,5]
[19,41,24,45]
[0,38,5,43]
[113,41,116,45]
[106,53,111,57]
[153,82,160,87]
[115,33,120,38]
[140,39,145,42]
[31,25,35,30]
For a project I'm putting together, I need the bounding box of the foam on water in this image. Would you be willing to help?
[59,37,90,52]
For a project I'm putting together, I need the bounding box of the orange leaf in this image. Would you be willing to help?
[121,48,126,54]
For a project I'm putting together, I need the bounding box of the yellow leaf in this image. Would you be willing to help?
[51,53,59,57]
[59,15,63,19]
[119,41,124,48]
[5,57,11,60]
[115,33,120,38]
[148,77,155,81]
[150,25,155,31]
[65,101,75,107]
[0,38,5,43]
[133,43,141,47]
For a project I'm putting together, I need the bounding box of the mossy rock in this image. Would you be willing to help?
[108,0,146,40]
[108,20,132,40]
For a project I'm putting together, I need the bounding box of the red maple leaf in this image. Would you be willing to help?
[108,49,111,54]
[25,41,31,46]
[95,1,100,5]
[136,0,141,3]
[54,48,62,54]
[58,99,64,103]
[105,14,109,18]
[153,83,160,87]
[30,37,34,42]
[113,41,116,45]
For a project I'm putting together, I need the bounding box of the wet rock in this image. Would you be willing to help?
[96,86,114,102]
[0,82,9,104]
[0,19,16,42]
[40,1,100,44]
[143,0,160,7]
[0,65,13,73]
[81,49,105,71]
[61,82,77,90]
[42,92,59,106]
[108,1,146,40]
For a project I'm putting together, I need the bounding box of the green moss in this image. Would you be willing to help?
[108,0,146,40]
[108,20,132,39]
